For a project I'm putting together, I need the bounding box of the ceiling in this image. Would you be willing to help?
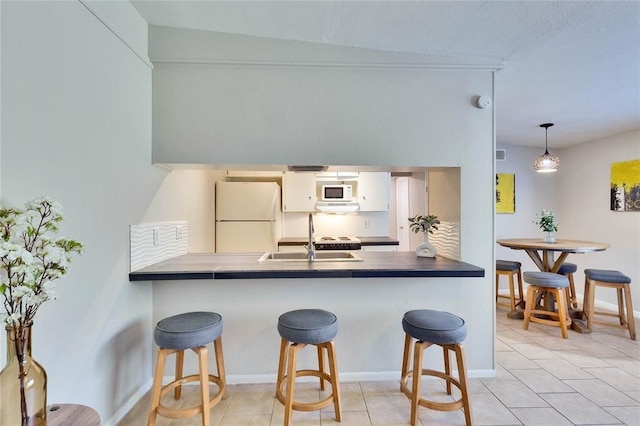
[130,0,640,149]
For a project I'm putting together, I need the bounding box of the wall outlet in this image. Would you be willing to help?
[176,225,184,240]
[152,228,159,246]
[363,218,369,228]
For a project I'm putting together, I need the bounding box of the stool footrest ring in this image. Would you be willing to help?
[400,369,465,412]
[276,369,335,411]
[156,374,225,419]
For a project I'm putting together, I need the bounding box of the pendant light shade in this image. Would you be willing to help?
[534,123,560,173]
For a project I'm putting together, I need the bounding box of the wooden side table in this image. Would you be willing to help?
[47,404,100,425]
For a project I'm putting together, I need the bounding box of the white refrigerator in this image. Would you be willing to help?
[215,181,281,253]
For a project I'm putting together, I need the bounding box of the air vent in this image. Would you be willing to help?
[288,165,327,172]
[496,149,506,161]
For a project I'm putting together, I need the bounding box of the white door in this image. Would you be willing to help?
[396,177,410,251]
[215,222,277,253]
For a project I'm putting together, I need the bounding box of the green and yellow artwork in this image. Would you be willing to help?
[611,159,640,211]
[496,173,515,214]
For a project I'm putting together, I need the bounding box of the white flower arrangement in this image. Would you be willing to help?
[0,197,83,327]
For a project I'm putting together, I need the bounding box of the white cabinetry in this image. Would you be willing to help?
[357,172,391,211]
[361,245,398,252]
[283,172,317,212]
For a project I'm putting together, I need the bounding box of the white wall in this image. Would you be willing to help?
[496,130,639,312]
[146,27,496,378]
[1,2,161,424]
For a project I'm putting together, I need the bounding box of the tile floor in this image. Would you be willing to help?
[118,304,639,425]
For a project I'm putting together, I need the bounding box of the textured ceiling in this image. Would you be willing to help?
[131,0,640,149]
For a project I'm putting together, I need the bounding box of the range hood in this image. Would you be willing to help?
[315,201,360,214]
[288,165,327,172]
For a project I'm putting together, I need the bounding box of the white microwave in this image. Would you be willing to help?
[322,185,353,201]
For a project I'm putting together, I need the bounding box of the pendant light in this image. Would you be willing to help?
[534,123,560,173]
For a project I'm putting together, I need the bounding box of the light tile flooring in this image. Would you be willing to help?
[118,304,639,425]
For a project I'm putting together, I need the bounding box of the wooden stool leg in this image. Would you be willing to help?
[509,273,518,311]
[326,341,342,421]
[318,345,326,391]
[616,288,626,325]
[284,343,303,426]
[523,285,536,330]
[174,349,184,399]
[214,337,227,398]
[401,333,412,388]
[516,269,524,307]
[567,273,578,308]
[555,289,570,339]
[410,341,426,426]
[623,285,636,340]
[276,338,288,396]
[443,346,452,395]
[453,344,472,426]
[586,279,596,332]
[495,272,500,303]
[148,348,168,426]
[195,346,211,426]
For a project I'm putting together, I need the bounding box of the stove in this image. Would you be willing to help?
[314,236,362,251]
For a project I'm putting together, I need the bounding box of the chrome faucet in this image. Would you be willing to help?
[304,213,315,261]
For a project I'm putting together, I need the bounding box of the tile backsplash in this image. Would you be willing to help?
[129,221,189,272]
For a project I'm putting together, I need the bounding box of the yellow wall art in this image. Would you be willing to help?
[496,173,515,214]
[611,159,640,211]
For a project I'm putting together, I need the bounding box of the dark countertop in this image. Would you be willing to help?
[129,251,484,281]
[279,236,399,246]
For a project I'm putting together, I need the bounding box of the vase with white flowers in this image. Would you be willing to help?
[0,197,83,426]
[533,209,558,243]
[408,214,440,257]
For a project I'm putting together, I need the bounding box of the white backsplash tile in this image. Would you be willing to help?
[129,221,189,271]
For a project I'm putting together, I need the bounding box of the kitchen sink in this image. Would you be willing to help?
[258,251,363,262]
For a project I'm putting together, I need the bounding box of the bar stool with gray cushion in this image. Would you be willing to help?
[557,262,578,308]
[583,269,635,340]
[523,271,571,338]
[496,260,524,312]
[148,311,227,426]
[400,309,472,426]
[276,309,341,426]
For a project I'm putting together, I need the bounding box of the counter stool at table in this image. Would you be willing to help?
[583,269,636,340]
[400,309,472,426]
[523,272,571,339]
[557,262,578,308]
[496,260,524,312]
[148,311,227,426]
[276,309,341,426]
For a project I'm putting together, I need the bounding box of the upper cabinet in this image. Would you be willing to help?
[282,172,317,212]
[282,171,390,212]
[358,172,390,211]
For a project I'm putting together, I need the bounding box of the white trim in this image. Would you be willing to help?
[79,0,153,69]
[151,58,503,71]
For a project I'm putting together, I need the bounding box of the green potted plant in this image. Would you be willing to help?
[408,214,440,257]
[533,209,558,243]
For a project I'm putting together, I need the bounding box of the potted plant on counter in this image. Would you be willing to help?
[408,214,440,257]
[534,209,558,243]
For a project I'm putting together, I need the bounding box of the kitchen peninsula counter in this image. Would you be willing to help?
[129,251,484,281]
